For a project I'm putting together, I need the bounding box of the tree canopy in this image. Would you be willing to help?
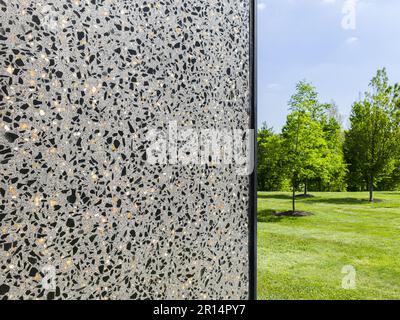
[344,68,400,201]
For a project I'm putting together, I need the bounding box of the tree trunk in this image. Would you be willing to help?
[292,176,296,212]
[369,175,374,202]
[304,179,308,196]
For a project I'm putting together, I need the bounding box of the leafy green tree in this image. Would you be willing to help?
[257,123,287,191]
[345,69,400,201]
[319,103,348,191]
[282,81,333,211]
[283,111,330,211]
[376,159,400,191]
[288,80,325,120]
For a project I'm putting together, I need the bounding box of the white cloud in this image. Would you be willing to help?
[346,36,359,44]
[321,0,336,4]
[257,3,266,11]
[267,83,280,90]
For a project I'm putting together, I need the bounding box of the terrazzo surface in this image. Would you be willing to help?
[0,0,251,299]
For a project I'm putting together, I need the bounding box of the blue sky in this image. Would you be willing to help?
[257,0,400,131]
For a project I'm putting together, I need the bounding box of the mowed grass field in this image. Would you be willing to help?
[257,191,400,300]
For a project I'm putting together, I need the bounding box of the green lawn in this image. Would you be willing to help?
[257,191,400,300]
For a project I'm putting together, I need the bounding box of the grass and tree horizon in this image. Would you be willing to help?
[258,68,400,212]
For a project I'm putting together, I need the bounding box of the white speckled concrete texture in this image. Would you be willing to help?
[0,0,251,299]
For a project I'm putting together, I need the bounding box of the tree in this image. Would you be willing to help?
[257,123,287,191]
[376,159,400,191]
[282,81,332,211]
[326,100,344,126]
[319,103,348,192]
[345,69,400,201]
[283,111,329,211]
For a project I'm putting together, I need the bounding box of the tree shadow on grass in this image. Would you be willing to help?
[304,197,375,205]
[258,209,291,223]
[295,194,315,198]
[258,193,315,200]
[258,194,292,200]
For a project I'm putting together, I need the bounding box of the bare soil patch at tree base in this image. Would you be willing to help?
[295,194,315,198]
[273,211,313,217]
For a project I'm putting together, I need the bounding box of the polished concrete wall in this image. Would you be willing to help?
[0,0,251,299]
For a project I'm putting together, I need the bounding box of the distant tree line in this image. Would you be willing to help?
[258,69,400,203]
